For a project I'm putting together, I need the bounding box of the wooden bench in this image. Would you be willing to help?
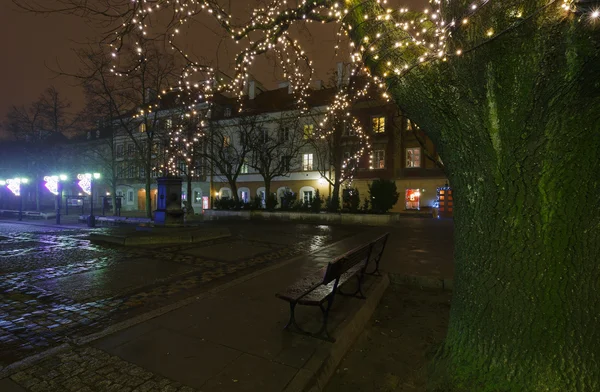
[275,232,389,341]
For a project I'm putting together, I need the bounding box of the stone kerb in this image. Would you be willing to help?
[203,209,401,226]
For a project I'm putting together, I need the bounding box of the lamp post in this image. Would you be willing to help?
[44,175,68,225]
[77,173,101,227]
[3,178,28,221]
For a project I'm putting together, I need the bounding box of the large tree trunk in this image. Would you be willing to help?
[229,180,239,204]
[111,182,117,215]
[144,167,152,218]
[264,178,271,209]
[185,175,194,216]
[330,179,341,212]
[346,1,600,390]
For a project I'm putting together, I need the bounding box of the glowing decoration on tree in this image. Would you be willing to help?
[87,0,600,189]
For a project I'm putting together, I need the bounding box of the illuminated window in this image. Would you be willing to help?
[303,124,314,139]
[241,160,249,174]
[406,120,413,131]
[372,116,385,133]
[303,191,313,204]
[405,189,421,210]
[165,118,172,130]
[223,135,231,147]
[194,191,201,203]
[139,123,146,133]
[373,150,385,169]
[406,148,421,168]
[302,153,313,171]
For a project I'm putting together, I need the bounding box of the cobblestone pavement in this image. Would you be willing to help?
[0,222,359,367]
[10,346,197,392]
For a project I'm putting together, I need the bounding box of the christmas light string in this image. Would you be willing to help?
[100,0,598,169]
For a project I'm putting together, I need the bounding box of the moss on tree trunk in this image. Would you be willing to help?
[345,0,600,390]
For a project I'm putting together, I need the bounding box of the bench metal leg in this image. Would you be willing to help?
[283,301,336,342]
[338,274,367,299]
[284,302,296,329]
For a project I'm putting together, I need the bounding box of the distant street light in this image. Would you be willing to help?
[44,175,68,225]
[77,173,101,227]
[3,178,29,221]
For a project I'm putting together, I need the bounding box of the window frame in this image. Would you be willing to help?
[372,149,385,169]
[303,124,314,140]
[372,116,386,133]
[302,153,313,171]
[405,147,422,168]
[303,190,313,204]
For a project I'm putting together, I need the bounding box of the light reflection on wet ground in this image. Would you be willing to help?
[0,221,358,366]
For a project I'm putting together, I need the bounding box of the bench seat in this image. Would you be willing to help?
[298,264,363,305]
[275,269,324,303]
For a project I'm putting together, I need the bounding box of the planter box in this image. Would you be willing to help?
[203,209,403,226]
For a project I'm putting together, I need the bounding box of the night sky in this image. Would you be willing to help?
[0,0,425,136]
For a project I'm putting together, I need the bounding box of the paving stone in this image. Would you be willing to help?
[8,346,196,391]
[0,222,360,367]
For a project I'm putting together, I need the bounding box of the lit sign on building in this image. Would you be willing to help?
[44,176,59,195]
[77,174,92,195]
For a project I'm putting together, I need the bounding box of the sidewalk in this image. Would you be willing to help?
[1,229,391,392]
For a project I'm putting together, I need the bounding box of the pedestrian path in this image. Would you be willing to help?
[1,228,389,391]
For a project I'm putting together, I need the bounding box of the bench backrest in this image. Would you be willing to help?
[369,233,389,265]
[322,242,373,285]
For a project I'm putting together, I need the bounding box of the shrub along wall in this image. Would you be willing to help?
[202,209,413,225]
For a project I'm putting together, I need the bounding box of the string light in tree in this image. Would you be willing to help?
[102,0,599,171]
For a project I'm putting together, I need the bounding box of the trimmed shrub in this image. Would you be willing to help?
[343,187,361,213]
[311,190,323,213]
[368,179,399,213]
[280,188,296,210]
[362,197,370,213]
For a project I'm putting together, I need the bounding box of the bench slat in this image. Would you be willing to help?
[322,243,372,285]
[298,263,364,305]
[275,269,324,303]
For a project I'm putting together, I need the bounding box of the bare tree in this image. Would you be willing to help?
[168,109,207,216]
[205,114,260,204]
[75,45,178,217]
[247,114,305,205]
[308,73,371,211]
[5,86,77,142]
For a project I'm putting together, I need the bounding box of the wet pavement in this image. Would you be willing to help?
[0,221,360,368]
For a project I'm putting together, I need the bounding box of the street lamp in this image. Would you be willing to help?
[3,178,29,221]
[77,173,101,227]
[44,174,68,225]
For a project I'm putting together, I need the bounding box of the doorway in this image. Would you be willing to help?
[137,189,146,211]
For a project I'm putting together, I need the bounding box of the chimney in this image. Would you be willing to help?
[313,80,323,90]
[249,80,256,100]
